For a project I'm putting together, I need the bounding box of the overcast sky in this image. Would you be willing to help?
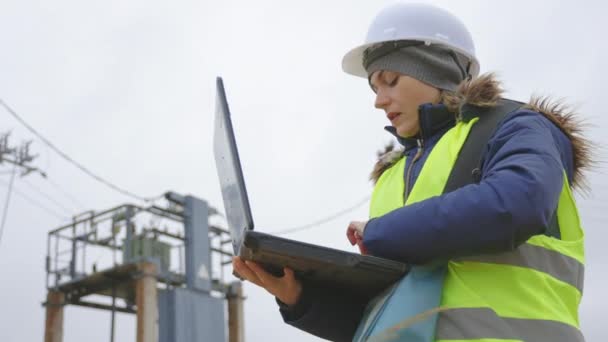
[0,0,606,341]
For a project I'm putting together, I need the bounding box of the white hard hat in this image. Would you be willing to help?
[342,2,479,78]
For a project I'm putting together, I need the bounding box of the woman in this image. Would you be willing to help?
[233,2,591,341]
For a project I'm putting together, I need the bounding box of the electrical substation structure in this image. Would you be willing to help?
[43,192,244,342]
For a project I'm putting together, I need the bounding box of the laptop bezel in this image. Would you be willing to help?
[213,77,255,254]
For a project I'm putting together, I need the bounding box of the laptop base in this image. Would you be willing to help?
[237,231,409,298]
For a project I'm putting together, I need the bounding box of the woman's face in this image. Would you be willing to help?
[369,70,441,138]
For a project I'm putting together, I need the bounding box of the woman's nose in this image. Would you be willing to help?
[374,90,390,109]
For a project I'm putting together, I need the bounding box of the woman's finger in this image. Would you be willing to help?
[246,261,280,289]
[234,258,264,287]
[283,267,295,281]
[346,223,358,245]
[352,221,365,235]
[357,240,368,255]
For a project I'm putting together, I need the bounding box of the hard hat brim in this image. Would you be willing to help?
[341,39,480,79]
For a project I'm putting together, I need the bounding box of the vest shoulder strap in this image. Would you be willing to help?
[443,99,523,194]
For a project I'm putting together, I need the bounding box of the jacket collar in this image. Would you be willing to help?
[384,103,456,150]
[372,73,593,188]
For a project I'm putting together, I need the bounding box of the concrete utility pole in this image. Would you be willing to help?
[228,282,245,342]
[1,132,45,246]
[136,262,158,342]
[44,291,65,342]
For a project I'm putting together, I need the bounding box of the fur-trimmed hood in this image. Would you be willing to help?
[370,73,593,191]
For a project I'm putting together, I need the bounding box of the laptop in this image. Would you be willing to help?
[213,77,408,297]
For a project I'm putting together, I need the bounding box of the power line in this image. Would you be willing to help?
[272,195,370,235]
[0,177,68,220]
[0,165,17,247]
[43,176,87,212]
[0,98,156,202]
[20,178,77,215]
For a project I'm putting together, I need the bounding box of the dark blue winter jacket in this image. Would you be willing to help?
[276,95,582,342]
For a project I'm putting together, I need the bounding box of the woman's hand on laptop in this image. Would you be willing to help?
[232,257,303,306]
[346,221,369,255]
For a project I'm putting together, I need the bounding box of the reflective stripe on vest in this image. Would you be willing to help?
[364,117,584,341]
[436,307,584,342]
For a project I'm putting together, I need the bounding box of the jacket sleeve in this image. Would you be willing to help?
[363,110,570,264]
[276,282,367,342]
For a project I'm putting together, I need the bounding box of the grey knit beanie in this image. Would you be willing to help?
[364,41,469,91]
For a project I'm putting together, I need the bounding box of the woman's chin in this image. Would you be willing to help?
[396,128,417,138]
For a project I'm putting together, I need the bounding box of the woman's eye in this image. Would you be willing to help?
[388,76,399,87]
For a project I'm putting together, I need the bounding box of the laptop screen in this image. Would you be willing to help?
[213,77,254,255]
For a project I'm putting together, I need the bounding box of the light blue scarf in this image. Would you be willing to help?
[353,263,447,342]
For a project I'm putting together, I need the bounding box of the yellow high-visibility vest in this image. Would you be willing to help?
[365,118,584,342]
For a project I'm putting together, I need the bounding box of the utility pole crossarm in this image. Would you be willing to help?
[0,132,45,177]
